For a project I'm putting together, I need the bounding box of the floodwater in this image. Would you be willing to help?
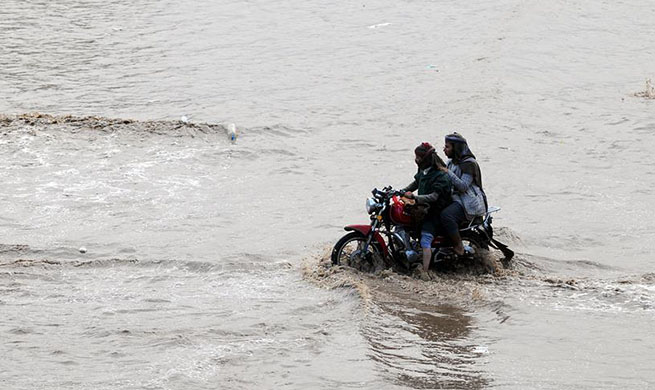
[1,0,655,388]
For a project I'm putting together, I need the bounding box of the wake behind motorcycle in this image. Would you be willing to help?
[331,186,514,274]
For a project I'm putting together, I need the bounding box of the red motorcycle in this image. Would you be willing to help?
[331,186,513,273]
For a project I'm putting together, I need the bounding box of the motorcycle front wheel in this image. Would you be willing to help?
[331,232,386,273]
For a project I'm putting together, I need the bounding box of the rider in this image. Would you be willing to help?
[402,142,452,272]
[439,132,487,255]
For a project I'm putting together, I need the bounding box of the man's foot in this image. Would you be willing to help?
[453,243,465,256]
[420,270,432,281]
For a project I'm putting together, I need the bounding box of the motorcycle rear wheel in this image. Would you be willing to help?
[331,232,386,273]
[433,236,494,274]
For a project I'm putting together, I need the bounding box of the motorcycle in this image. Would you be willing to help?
[331,186,514,274]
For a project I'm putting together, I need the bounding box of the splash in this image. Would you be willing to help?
[302,245,518,310]
[303,244,655,317]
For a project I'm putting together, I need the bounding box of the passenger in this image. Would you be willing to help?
[439,132,487,255]
[402,142,452,272]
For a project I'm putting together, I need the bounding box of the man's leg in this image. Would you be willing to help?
[441,202,466,255]
[420,231,434,271]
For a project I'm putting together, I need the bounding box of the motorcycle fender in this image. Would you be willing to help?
[344,225,389,257]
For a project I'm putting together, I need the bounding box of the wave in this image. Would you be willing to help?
[0,244,32,254]
[0,248,293,275]
[246,124,309,138]
[0,112,232,139]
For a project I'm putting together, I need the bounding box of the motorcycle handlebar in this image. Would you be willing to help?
[372,187,404,200]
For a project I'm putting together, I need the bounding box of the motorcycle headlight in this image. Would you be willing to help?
[365,198,380,214]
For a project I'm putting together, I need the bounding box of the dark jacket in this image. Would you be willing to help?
[404,167,453,215]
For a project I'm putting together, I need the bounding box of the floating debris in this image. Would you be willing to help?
[634,78,655,99]
[227,123,238,142]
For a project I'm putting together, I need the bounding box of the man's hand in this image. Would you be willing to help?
[404,191,415,199]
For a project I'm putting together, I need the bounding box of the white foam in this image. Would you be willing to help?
[368,23,391,29]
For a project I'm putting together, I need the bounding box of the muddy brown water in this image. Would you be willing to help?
[2,1,655,388]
